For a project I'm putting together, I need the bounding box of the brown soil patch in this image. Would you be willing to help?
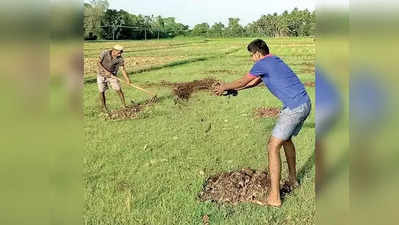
[84,58,98,76]
[106,104,141,120]
[102,97,159,120]
[201,69,238,74]
[254,107,280,118]
[289,62,315,74]
[199,168,270,205]
[124,56,186,67]
[198,168,299,206]
[84,56,187,77]
[304,81,315,87]
[172,78,221,100]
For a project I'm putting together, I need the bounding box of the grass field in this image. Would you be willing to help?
[84,37,315,225]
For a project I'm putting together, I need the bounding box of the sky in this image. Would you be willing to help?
[105,0,316,28]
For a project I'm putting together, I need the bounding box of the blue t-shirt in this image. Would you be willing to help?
[249,55,310,109]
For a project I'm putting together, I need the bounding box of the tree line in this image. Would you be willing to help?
[84,0,316,40]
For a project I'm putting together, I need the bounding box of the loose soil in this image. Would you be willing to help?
[171,78,221,100]
[84,56,187,77]
[198,168,298,206]
[198,168,270,205]
[254,107,280,118]
[102,97,159,120]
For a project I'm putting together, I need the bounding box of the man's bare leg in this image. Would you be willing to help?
[266,136,285,207]
[116,89,127,108]
[99,92,108,112]
[283,138,299,186]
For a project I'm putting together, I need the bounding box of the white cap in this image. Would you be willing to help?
[113,44,124,51]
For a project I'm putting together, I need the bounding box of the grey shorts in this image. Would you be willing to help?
[272,101,311,140]
[97,75,121,92]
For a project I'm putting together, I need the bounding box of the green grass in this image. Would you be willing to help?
[84,37,315,225]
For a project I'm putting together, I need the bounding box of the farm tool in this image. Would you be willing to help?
[112,76,159,102]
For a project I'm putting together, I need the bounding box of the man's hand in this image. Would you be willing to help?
[105,71,113,78]
[121,66,131,85]
[214,84,226,96]
[214,75,257,95]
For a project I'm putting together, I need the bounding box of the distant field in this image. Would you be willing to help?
[84,37,315,225]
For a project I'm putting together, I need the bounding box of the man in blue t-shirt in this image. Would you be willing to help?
[215,39,311,207]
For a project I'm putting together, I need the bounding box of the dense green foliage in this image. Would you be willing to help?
[84,0,316,40]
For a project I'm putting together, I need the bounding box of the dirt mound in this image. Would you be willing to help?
[172,78,220,100]
[198,168,299,206]
[304,81,315,87]
[102,97,159,120]
[104,105,141,120]
[198,168,270,205]
[254,107,280,118]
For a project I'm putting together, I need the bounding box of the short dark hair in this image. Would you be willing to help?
[247,39,269,55]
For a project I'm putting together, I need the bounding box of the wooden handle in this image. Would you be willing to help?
[113,76,156,96]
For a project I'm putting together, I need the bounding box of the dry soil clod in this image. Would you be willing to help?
[202,214,210,225]
[105,105,141,120]
[254,107,280,118]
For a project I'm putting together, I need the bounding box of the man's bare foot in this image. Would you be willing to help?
[252,194,281,207]
[266,196,282,207]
